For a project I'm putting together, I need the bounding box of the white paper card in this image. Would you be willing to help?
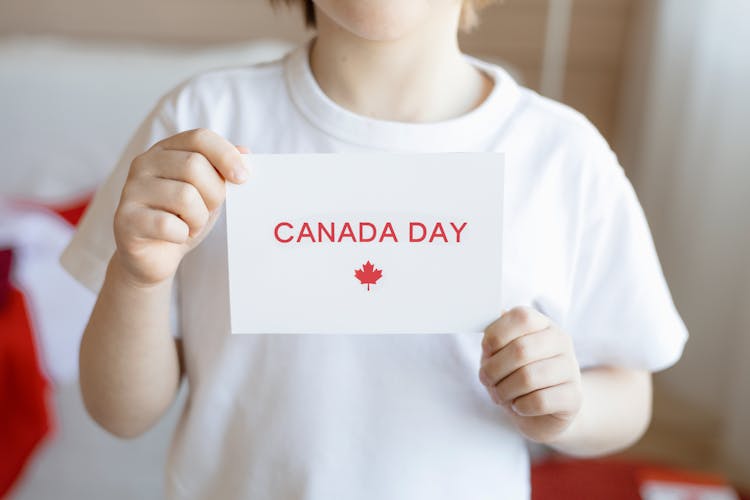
[226,153,504,334]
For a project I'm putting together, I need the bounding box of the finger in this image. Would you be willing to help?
[155,128,248,184]
[482,306,550,357]
[133,177,209,237]
[236,145,251,154]
[146,150,226,212]
[493,355,574,404]
[479,328,565,387]
[511,382,581,417]
[126,207,190,244]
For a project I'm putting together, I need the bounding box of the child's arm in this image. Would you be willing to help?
[479,306,652,456]
[546,365,651,456]
[80,253,182,438]
[79,129,248,438]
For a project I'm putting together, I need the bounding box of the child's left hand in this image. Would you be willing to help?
[479,306,583,444]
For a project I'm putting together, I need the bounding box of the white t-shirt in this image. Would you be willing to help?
[61,41,688,500]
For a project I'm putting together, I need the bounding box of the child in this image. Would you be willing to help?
[61,1,688,498]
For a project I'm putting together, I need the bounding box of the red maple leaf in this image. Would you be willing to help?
[354,260,383,291]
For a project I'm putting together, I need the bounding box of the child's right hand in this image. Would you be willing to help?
[112,128,249,287]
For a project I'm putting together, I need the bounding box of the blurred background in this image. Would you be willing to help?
[1,0,748,498]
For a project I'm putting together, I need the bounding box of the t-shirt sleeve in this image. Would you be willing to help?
[562,142,688,372]
[59,94,183,337]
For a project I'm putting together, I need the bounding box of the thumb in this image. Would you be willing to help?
[235,145,251,154]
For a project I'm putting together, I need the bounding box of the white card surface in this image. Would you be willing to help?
[225,153,504,334]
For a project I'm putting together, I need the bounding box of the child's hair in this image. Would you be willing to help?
[272,0,498,32]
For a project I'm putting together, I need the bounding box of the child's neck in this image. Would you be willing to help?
[310,10,493,123]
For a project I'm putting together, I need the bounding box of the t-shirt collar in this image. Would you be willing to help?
[284,39,522,152]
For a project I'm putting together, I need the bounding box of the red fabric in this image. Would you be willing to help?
[49,196,92,227]
[531,457,743,500]
[531,458,642,500]
[0,249,11,308]
[0,287,53,497]
[0,195,89,495]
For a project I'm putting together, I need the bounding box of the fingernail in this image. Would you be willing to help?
[234,167,248,182]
